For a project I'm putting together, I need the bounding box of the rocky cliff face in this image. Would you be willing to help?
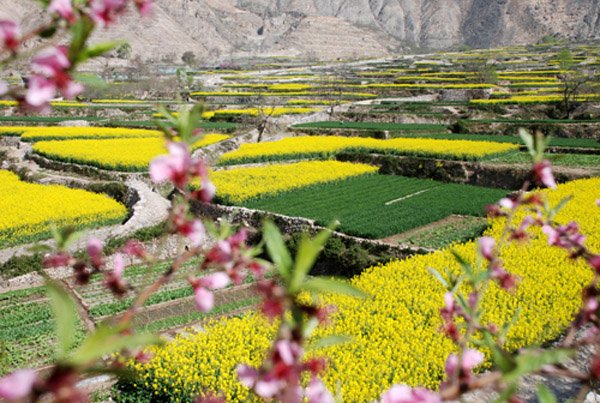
[2,0,599,62]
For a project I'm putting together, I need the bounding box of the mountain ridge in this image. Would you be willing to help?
[1,0,599,62]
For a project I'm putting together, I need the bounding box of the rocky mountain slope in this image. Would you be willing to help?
[2,0,600,62]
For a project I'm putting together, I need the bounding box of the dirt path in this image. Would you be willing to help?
[380,215,472,245]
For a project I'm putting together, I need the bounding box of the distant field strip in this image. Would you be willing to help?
[32,134,230,171]
[0,126,162,141]
[244,175,506,239]
[211,161,378,204]
[219,135,520,164]
[0,170,127,247]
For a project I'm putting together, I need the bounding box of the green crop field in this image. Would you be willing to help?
[291,121,448,132]
[393,132,600,149]
[244,175,506,239]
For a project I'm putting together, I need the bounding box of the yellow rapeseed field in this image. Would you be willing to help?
[471,94,600,104]
[211,161,378,204]
[219,135,520,164]
[129,177,600,401]
[211,107,318,118]
[0,170,127,247]
[32,134,230,171]
[19,126,162,141]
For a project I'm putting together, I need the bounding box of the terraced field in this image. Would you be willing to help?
[244,175,506,239]
[1,40,600,402]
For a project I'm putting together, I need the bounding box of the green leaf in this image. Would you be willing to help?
[310,335,352,350]
[482,332,515,373]
[537,384,558,403]
[69,16,95,63]
[73,73,108,90]
[290,228,332,292]
[302,278,368,299]
[68,324,161,367]
[548,195,573,221]
[427,267,449,288]
[51,225,83,250]
[519,128,536,159]
[83,41,122,59]
[503,349,573,383]
[263,221,292,281]
[47,281,78,357]
[450,249,473,276]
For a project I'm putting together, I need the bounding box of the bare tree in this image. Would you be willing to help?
[556,48,595,119]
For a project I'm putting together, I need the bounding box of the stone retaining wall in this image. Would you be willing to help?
[336,152,593,190]
[191,201,430,264]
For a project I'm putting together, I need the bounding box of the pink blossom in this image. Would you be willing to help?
[105,254,128,296]
[42,252,72,268]
[113,253,124,278]
[462,349,484,370]
[134,0,153,16]
[255,376,283,398]
[585,296,599,313]
[498,197,515,209]
[445,349,484,379]
[589,255,600,273]
[305,378,334,403]
[596,199,600,207]
[478,236,496,261]
[48,0,77,24]
[86,237,104,268]
[25,75,56,108]
[381,385,441,403]
[122,239,146,258]
[445,354,459,377]
[542,224,560,246]
[276,340,297,366]
[193,179,216,203]
[236,365,258,388]
[228,228,248,248]
[200,272,230,290]
[0,369,37,400]
[0,80,7,96]
[206,240,233,264]
[532,160,557,189]
[0,20,19,52]
[178,219,205,246]
[26,46,82,108]
[490,264,516,291]
[194,287,214,312]
[31,46,70,77]
[149,142,192,188]
[90,0,128,27]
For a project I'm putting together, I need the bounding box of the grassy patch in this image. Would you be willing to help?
[244,175,506,239]
[393,216,488,249]
[484,152,600,168]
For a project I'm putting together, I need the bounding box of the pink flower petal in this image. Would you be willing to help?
[149,155,172,183]
[254,377,282,398]
[48,0,76,23]
[478,236,496,261]
[200,272,230,290]
[276,340,295,366]
[305,378,334,403]
[461,349,484,371]
[444,354,459,377]
[236,365,258,388]
[0,369,37,400]
[194,287,214,312]
[113,254,124,278]
[25,76,56,107]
